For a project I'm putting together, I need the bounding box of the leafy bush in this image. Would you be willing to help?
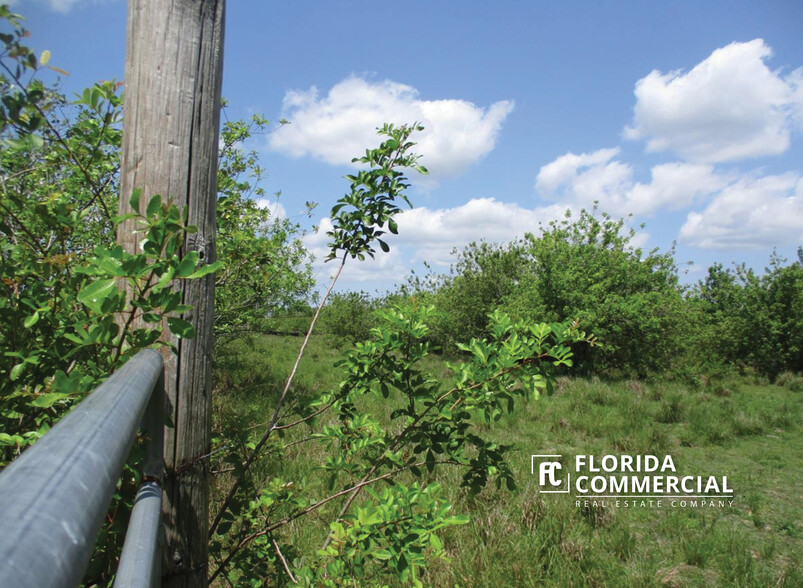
[690,251,803,379]
[319,290,379,343]
[508,208,689,376]
[207,124,595,586]
[210,302,593,586]
[410,207,688,375]
[0,13,215,468]
[215,114,315,337]
[426,240,526,349]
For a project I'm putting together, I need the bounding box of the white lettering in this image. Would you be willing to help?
[703,476,720,493]
[662,454,675,472]
[621,455,633,472]
[666,476,679,494]
[576,476,588,493]
[602,455,617,472]
[610,476,627,493]
[591,476,607,493]
[681,476,695,493]
[645,455,659,472]
[632,476,649,493]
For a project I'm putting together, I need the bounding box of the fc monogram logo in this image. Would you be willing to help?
[539,461,562,487]
[531,455,570,493]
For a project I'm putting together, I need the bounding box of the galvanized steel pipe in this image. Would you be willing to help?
[0,349,164,588]
[114,481,163,588]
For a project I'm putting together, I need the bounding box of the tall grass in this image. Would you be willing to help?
[213,334,803,587]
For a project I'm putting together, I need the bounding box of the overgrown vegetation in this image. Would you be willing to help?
[0,10,220,464]
[690,256,803,379]
[0,11,223,579]
[215,113,315,339]
[322,212,802,383]
[0,9,309,584]
[215,333,803,587]
[211,305,592,585]
[216,335,803,587]
[2,6,802,587]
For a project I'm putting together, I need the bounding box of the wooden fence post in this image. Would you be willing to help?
[117,1,225,585]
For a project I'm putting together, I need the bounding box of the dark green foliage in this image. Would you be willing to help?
[215,113,315,337]
[408,208,689,376]
[506,208,688,375]
[427,240,526,349]
[690,251,803,379]
[327,122,427,262]
[319,290,379,343]
[396,207,802,379]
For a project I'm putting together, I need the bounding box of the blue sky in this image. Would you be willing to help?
[11,0,803,293]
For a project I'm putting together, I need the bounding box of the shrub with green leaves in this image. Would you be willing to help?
[504,208,688,376]
[690,251,803,379]
[207,124,594,586]
[0,184,220,463]
[210,302,593,586]
[424,240,526,350]
[215,113,316,338]
[319,290,379,344]
[0,9,221,467]
[411,207,687,375]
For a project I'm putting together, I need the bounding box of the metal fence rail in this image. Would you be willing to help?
[0,349,165,588]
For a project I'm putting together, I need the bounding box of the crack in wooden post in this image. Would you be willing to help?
[117,1,226,586]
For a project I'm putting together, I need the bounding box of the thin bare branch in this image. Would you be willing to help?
[272,539,297,584]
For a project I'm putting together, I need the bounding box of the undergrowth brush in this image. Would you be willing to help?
[213,334,803,586]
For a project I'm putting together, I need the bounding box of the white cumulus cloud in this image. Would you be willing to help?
[535,148,728,216]
[626,162,731,214]
[535,148,628,202]
[679,173,803,249]
[395,198,566,267]
[303,198,567,288]
[269,76,514,181]
[625,39,803,163]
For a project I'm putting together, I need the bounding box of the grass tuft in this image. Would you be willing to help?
[212,334,803,587]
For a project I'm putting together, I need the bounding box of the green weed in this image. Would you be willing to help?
[213,334,803,587]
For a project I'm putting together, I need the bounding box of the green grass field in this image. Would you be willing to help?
[212,333,803,587]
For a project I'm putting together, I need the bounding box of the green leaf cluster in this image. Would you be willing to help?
[298,483,466,587]
[406,206,689,376]
[210,300,592,585]
[689,250,803,379]
[1,184,215,466]
[0,5,217,483]
[327,122,427,262]
[215,113,316,337]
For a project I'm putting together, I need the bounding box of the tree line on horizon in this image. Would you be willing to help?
[2,5,801,584]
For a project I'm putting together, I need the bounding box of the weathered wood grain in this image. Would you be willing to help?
[117,1,225,586]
